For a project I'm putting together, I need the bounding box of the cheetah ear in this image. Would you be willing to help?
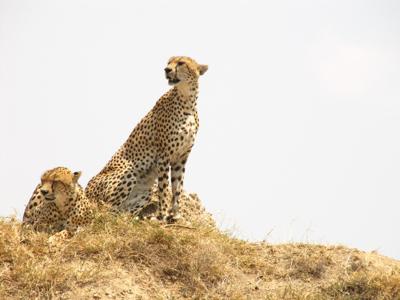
[198,64,208,75]
[72,171,82,183]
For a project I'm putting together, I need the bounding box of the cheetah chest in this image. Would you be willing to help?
[173,114,198,159]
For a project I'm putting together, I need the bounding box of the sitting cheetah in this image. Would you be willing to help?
[86,56,208,221]
[23,167,93,240]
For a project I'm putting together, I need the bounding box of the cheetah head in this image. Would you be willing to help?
[40,167,81,208]
[164,56,208,86]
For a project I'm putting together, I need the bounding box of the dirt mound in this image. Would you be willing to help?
[1,209,399,299]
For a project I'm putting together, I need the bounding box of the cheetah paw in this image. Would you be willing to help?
[166,213,181,224]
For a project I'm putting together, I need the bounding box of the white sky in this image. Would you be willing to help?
[1,1,400,259]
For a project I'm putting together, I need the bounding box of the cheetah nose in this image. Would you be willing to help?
[40,189,49,196]
[164,67,172,74]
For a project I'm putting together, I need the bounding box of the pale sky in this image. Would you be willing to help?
[1,1,400,259]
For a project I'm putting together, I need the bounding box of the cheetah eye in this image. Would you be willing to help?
[52,181,65,189]
[177,61,185,66]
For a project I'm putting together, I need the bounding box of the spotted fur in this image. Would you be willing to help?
[85,56,208,221]
[23,167,93,239]
[137,185,215,227]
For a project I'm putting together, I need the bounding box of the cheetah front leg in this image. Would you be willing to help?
[170,152,190,221]
[156,158,170,220]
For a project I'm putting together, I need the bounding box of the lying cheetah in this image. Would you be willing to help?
[86,56,208,221]
[23,167,93,240]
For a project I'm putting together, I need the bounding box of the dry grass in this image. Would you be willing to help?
[1,210,399,299]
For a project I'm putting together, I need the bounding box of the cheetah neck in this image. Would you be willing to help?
[54,198,66,215]
[175,80,199,108]
[55,187,79,216]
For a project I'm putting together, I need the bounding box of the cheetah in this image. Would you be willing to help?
[138,186,216,228]
[23,167,94,240]
[86,56,208,221]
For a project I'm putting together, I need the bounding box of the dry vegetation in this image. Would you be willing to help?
[1,209,400,300]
